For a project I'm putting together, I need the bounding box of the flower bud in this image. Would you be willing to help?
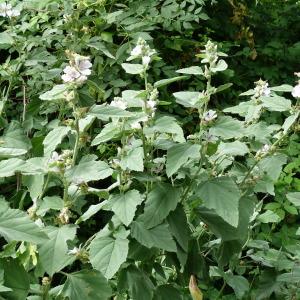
[189,275,203,300]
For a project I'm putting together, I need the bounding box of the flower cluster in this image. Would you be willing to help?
[253,79,271,98]
[58,207,71,224]
[0,2,20,18]
[48,150,73,173]
[62,53,92,84]
[202,40,218,65]
[256,144,271,158]
[146,87,159,116]
[292,72,300,98]
[127,37,156,67]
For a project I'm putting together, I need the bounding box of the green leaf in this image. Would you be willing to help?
[166,143,201,177]
[270,84,293,92]
[88,41,115,59]
[245,122,278,143]
[76,202,107,224]
[0,123,31,158]
[225,274,249,299]
[89,236,129,279]
[89,104,133,121]
[111,190,143,226]
[91,123,121,146]
[257,153,287,181]
[138,183,181,228]
[65,155,112,183]
[239,89,255,96]
[59,270,112,300]
[39,225,77,276]
[198,196,254,242]
[0,32,14,48]
[282,112,299,134]
[257,210,281,223]
[79,115,96,133]
[173,91,202,108]
[43,126,70,156]
[0,259,29,300]
[216,141,249,157]
[261,96,292,112]
[121,63,144,74]
[196,177,241,227]
[0,208,48,244]
[36,196,64,216]
[153,285,182,300]
[131,221,177,252]
[120,147,144,172]
[277,268,300,283]
[118,265,154,300]
[0,158,24,178]
[211,59,228,72]
[23,174,44,199]
[167,205,190,252]
[146,116,185,143]
[216,83,233,93]
[176,66,203,75]
[223,100,254,116]
[39,84,68,101]
[210,116,245,139]
[286,192,300,207]
[154,76,187,88]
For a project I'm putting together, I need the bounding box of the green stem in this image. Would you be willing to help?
[22,83,26,124]
[62,177,69,204]
[240,159,259,187]
[72,116,80,166]
[216,280,226,300]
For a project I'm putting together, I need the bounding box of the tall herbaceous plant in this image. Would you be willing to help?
[0,1,299,299]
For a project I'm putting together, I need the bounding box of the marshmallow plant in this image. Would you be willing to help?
[0,33,299,299]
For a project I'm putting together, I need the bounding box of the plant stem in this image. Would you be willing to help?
[22,83,26,124]
[216,280,226,300]
[72,116,80,166]
[62,177,69,204]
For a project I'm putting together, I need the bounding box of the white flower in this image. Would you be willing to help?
[262,83,271,97]
[76,58,92,75]
[256,144,271,157]
[62,66,81,82]
[61,53,92,84]
[292,84,300,98]
[261,144,270,153]
[254,79,271,98]
[68,247,80,256]
[147,100,156,110]
[131,45,143,57]
[203,132,218,143]
[203,110,217,122]
[0,2,20,18]
[7,8,20,17]
[142,55,151,66]
[110,97,127,110]
[127,37,156,64]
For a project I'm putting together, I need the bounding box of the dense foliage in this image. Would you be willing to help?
[0,0,299,299]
